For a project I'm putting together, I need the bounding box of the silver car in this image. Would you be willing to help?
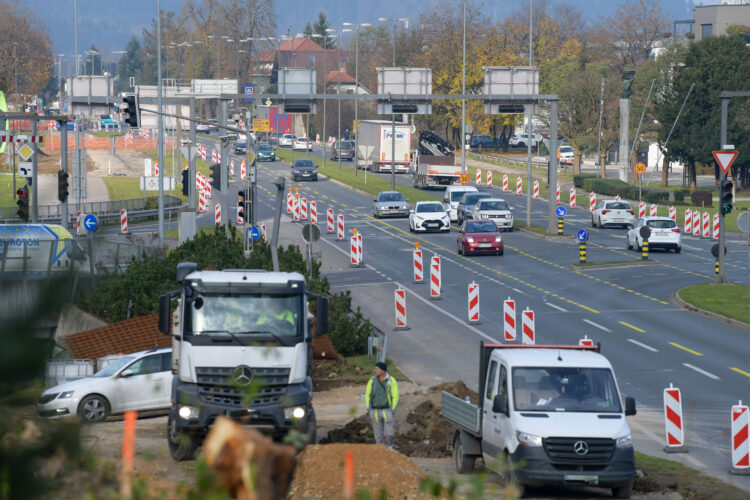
[37,348,172,422]
[373,191,410,218]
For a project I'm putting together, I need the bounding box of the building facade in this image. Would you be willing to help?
[693,1,750,41]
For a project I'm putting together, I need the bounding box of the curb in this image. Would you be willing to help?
[569,260,660,271]
[672,288,750,333]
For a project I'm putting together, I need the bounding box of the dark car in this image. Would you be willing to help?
[234,141,247,155]
[457,192,492,225]
[470,135,496,149]
[257,143,276,161]
[292,158,318,181]
[331,140,355,160]
[457,220,504,256]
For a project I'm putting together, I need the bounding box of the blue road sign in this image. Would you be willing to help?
[247,226,260,240]
[555,206,567,218]
[243,84,255,102]
[83,214,98,232]
[577,229,589,242]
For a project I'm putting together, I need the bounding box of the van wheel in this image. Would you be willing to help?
[453,433,475,474]
[502,452,526,498]
[167,413,199,461]
[612,479,633,499]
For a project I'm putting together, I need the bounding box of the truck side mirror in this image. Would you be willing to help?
[492,394,508,415]
[625,397,636,416]
[158,294,171,335]
[316,296,329,336]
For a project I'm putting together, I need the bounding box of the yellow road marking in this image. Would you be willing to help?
[669,342,702,356]
[731,367,750,378]
[619,321,646,333]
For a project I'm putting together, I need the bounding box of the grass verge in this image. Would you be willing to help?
[0,173,16,206]
[678,283,750,325]
[514,219,567,236]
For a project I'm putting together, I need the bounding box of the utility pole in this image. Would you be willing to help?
[526,0,533,228]
[461,1,467,173]
[157,0,165,246]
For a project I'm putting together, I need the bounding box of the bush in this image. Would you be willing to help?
[327,290,374,356]
[573,174,597,189]
[580,178,679,204]
[691,190,713,207]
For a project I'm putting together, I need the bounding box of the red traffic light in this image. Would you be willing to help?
[16,188,27,199]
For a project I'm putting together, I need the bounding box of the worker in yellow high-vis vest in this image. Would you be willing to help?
[365,361,399,448]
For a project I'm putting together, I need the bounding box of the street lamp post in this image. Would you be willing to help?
[326,28,351,172]
[343,22,372,178]
[312,32,335,168]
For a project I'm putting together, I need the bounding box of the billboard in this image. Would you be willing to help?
[268,107,292,133]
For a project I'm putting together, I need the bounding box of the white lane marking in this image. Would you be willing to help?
[682,363,720,380]
[627,338,658,352]
[582,319,611,332]
[545,302,567,312]
[512,287,531,297]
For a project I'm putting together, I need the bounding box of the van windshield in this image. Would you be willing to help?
[512,367,622,413]
[451,190,475,202]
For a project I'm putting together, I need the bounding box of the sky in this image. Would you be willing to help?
[31,0,719,71]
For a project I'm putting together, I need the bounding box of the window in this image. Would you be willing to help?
[127,354,163,376]
[701,24,713,38]
[466,221,498,233]
[416,203,444,213]
[486,361,498,399]
[647,219,677,229]
[160,353,172,372]
[512,367,622,413]
[479,200,509,211]
[499,365,508,401]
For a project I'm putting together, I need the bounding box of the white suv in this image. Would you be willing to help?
[627,217,681,253]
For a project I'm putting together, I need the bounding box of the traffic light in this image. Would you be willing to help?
[121,95,138,127]
[16,187,29,222]
[720,178,734,215]
[181,168,189,197]
[57,170,69,202]
[209,163,221,190]
[237,190,245,224]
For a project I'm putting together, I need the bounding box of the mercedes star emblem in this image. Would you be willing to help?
[232,365,253,386]
[574,440,589,455]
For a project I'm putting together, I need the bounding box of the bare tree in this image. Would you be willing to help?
[599,0,669,70]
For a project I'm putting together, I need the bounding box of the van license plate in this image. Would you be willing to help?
[564,474,598,484]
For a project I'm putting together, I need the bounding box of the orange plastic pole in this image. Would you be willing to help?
[344,450,354,500]
[120,410,137,500]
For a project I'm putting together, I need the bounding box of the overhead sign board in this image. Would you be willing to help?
[253,118,269,132]
[713,150,738,175]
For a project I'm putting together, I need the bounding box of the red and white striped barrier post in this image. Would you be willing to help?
[589,192,596,213]
[120,209,128,234]
[650,204,657,217]
[337,214,345,240]
[287,189,293,213]
[205,182,212,199]
[357,232,363,266]
[350,230,359,267]
[229,159,235,176]
[579,335,594,347]
[212,150,217,163]
[467,282,480,324]
[702,212,710,239]
[731,401,750,472]
[713,213,719,240]
[394,287,409,330]
[556,184,560,204]
[476,168,482,185]
[310,201,318,224]
[693,210,701,236]
[154,160,159,177]
[301,197,308,220]
[429,255,441,299]
[503,297,516,342]
[502,174,508,192]
[241,160,246,180]
[521,308,535,345]
[293,195,300,222]
[260,224,267,242]
[201,146,206,160]
[516,177,522,195]
[198,189,206,212]
[669,206,676,221]
[569,188,576,208]
[664,383,687,452]
[218,152,221,164]
[685,209,692,234]
[639,202,646,219]
[77,211,82,235]
[214,203,222,226]
[327,208,335,233]
[413,243,424,283]
[533,180,539,199]
[487,171,492,187]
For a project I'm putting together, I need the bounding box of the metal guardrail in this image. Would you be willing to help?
[0,195,183,224]
[469,151,549,168]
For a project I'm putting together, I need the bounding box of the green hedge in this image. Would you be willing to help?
[581,178,684,203]
[573,174,597,188]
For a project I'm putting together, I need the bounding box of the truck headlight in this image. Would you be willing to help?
[616,434,633,448]
[481,214,488,219]
[516,431,542,447]
[58,391,75,399]
[178,405,200,420]
[284,406,306,420]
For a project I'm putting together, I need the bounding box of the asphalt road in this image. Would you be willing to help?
[166,136,750,489]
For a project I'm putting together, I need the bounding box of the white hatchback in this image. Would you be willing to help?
[293,137,313,151]
[592,200,635,228]
[627,217,681,253]
[278,134,296,147]
[409,201,450,233]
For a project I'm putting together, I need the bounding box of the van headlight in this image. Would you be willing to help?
[178,405,200,420]
[616,434,633,448]
[516,431,542,447]
[285,406,306,420]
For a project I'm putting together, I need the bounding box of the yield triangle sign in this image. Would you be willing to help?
[713,150,738,174]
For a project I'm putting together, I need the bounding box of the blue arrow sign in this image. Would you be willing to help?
[577,229,589,242]
[555,206,567,218]
[83,214,98,232]
[246,226,260,241]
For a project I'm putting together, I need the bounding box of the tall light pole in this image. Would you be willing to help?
[326,28,351,172]
[297,32,314,157]
[526,0,534,228]
[312,32,336,167]
[379,17,408,190]
[461,2,467,172]
[343,22,371,178]
[157,0,165,247]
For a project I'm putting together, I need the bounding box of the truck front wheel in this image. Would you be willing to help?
[612,480,633,499]
[453,432,476,474]
[167,413,199,461]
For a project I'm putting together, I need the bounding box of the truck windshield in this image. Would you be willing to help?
[512,367,622,413]
[186,293,302,340]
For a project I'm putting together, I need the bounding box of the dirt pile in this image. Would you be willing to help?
[288,443,426,500]
[321,381,478,458]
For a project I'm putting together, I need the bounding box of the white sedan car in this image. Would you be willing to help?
[627,217,681,253]
[471,198,514,232]
[278,134,296,147]
[37,348,172,422]
[409,201,451,233]
[591,200,635,228]
[293,137,313,151]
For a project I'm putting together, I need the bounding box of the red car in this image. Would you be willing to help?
[457,220,504,256]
